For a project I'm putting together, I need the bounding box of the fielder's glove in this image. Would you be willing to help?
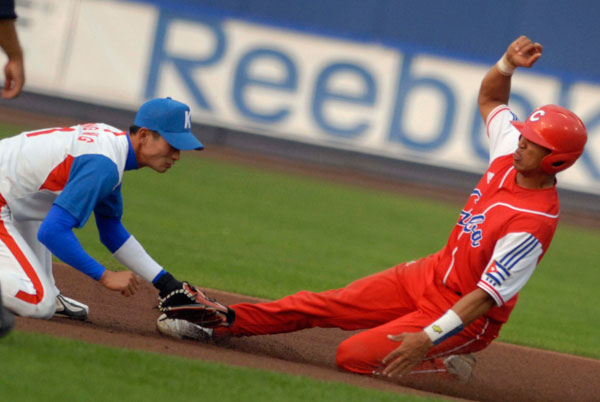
[158,282,235,328]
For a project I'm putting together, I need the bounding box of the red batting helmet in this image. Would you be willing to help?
[511,104,587,175]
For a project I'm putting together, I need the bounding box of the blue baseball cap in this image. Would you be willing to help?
[134,97,204,151]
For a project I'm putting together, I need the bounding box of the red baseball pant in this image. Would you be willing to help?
[218,254,501,374]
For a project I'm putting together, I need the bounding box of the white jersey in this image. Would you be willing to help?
[0,123,129,223]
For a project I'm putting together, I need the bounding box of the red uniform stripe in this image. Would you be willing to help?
[108,130,126,136]
[0,194,45,304]
[39,155,74,192]
[478,281,503,306]
[26,127,75,137]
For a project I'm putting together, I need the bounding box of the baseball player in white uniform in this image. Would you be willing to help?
[0,97,203,321]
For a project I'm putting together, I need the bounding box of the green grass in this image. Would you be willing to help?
[78,157,454,298]
[0,119,598,401]
[0,122,34,139]
[0,332,443,402]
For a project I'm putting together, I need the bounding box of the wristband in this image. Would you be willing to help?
[112,235,163,282]
[423,309,465,345]
[496,53,516,76]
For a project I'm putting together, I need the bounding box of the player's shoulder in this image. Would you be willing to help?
[67,123,128,160]
[73,123,126,136]
[486,105,517,128]
[74,123,128,147]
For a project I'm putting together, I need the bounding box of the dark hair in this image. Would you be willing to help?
[129,125,160,139]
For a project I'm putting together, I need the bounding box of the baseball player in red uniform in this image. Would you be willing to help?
[156,36,588,381]
[0,97,212,323]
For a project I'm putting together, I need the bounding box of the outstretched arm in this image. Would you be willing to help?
[38,205,141,296]
[478,36,543,122]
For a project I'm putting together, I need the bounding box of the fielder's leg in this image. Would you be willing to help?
[0,205,58,318]
[11,217,88,320]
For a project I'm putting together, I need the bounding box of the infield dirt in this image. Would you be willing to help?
[14,263,600,402]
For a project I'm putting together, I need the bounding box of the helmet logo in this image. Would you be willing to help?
[529,110,546,122]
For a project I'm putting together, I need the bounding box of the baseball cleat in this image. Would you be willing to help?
[443,354,476,383]
[156,313,213,341]
[54,294,89,321]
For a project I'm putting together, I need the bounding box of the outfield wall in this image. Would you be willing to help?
[5,0,600,195]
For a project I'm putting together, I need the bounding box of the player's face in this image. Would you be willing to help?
[138,133,181,173]
[512,135,550,174]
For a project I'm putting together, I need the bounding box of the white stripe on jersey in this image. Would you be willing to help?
[479,232,543,306]
[482,202,559,219]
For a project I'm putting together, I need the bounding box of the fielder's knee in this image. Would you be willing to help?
[5,293,56,319]
[29,297,56,319]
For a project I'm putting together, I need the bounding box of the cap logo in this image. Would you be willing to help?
[529,110,545,122]
[184,110,191,129]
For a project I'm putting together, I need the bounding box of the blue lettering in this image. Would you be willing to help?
[312,63,375,138]
[233,48,297,123]
[388,54,455,151]
[457,211,485,247]
[471,230,483,247]
[145,12,226,110]
[458,210,470,226]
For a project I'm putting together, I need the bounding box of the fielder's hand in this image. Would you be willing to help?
[99,270,142,297]
[158,282,235,328]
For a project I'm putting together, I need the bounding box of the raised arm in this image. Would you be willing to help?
[478,36,543,122]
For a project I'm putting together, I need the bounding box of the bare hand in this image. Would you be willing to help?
[99,270,142,297]
[506,35,543,69]
[2,58,25,99]
[381,331,433,378]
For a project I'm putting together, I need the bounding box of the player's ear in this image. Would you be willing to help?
[137,127,150,144]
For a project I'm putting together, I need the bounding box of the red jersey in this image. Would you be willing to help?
[434,105,559,323]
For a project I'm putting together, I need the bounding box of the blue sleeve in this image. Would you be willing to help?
[38,205,106,280]
[54,154,121,228]
[94,184,124,219]
[95,213,131,253]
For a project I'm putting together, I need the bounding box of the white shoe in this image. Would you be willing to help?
[55,294,89,321]
[156,313,213,340]
[443,354,476,383]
